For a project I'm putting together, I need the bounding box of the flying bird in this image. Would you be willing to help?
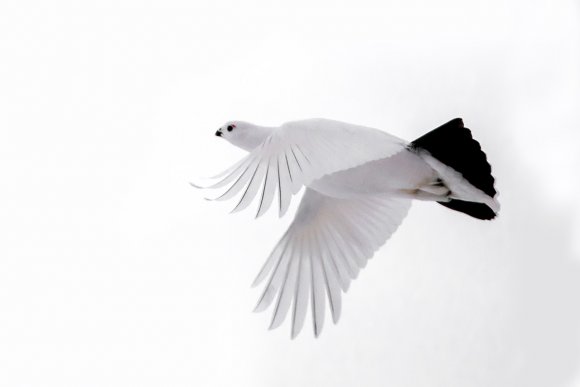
[192,118,499,338]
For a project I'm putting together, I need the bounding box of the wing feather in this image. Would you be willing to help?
[310,230,327,336]
[253,235,292,313]
[286,148,304,194]
[255,157,278,218]
[212,157,259,201]
[330,218,367,269]
[270,239,300,330]
[291,234,310,339]
[317,222,352,291]
[254,188,411,337]
[324,221,360,279]
[252,230,290,288]
[320,250,342,324]
[230,159,267,213]
[277,154,292,217]
[190,156,252,189]
[312,227,342,323]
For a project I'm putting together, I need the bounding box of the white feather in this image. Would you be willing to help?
[254,188,411,337]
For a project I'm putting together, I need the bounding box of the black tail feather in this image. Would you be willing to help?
[439,199,497,220]
[411,118,498,220]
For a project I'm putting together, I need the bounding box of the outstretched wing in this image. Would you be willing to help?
[252,188,411,338]
[194,119,406,217]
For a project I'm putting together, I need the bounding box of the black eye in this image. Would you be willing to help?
[227,125,234,131]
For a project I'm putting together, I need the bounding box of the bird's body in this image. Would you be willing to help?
[196,118,499,338]
[309,150,437,199]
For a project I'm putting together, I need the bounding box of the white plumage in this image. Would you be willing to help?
[193,118,499,338]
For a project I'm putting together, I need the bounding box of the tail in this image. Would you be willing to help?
[410,118,499,220]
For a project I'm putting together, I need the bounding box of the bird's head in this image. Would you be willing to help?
[215,121,273,151]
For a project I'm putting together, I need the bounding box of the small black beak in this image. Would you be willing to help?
[215,130,222,137]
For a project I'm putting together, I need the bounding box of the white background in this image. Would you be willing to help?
[1,1,579,386]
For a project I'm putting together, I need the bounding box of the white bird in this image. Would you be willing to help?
[193,118,499,338]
